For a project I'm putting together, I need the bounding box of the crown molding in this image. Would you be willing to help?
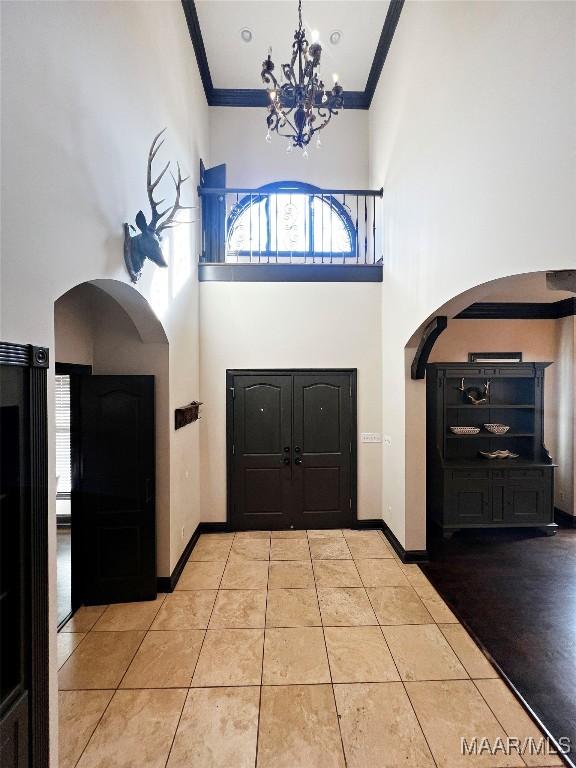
[455,298,576,320]
[181,0,403,110]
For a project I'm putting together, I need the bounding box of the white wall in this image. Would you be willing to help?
[369,0,576,548]
[199,282,382,523]
[209,106,369,188]
[1,2,208,764]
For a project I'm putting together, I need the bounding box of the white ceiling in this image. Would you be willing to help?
[472,272,575,304]
[196,1,391,91]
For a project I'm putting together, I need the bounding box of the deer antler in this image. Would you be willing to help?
[155,162,193,236]
[147,128,171,230]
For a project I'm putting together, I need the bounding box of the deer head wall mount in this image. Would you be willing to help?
[124,129,193,283]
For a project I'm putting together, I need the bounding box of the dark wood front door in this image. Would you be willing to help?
[228,370,356,530]
[79,375,156,604]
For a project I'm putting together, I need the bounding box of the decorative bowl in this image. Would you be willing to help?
[483,423,510,434]
[450,426,481,435]
[479,449,519,460]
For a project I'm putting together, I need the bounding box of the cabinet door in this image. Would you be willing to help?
[504,483,549,524]
[445,479,491,525]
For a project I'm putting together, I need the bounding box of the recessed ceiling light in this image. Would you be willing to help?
[329,30,342,45]
[240,27,253,43]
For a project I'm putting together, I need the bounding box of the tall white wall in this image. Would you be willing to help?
[202,103,376,526]
[199,282,383,523]
[209,106,369,188]
[369,0,576,548]
[1,2,209,764]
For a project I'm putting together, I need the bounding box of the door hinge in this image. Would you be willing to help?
[232,443,236,455]
[349,498,352,510]
[349,442,352,454]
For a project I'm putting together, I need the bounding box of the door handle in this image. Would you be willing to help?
[283,446,290,453]
[294,446,301,453]
[295,457,303,465]
[282,457,290,465]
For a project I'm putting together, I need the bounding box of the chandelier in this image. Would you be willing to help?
[261,0,344,153]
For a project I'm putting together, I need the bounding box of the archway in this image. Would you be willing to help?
[404,270,575,551]
[53,280,169,624]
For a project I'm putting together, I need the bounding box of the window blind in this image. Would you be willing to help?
[55,374,71,496]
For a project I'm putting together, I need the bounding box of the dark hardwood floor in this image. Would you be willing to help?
[422,523,576,767]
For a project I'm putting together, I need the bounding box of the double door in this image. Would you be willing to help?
[228,370,356,530]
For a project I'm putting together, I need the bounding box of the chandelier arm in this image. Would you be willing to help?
[272,109,299,138]
[261,0,343,150]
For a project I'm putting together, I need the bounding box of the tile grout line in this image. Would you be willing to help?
[311,533,349,768]
[163,533,235,768]
[365,565,441,768]
[254,535,271,768]
[69,595,168,766]
[469,678,564,768]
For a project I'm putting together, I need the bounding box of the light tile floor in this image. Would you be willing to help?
[58,529,563,768]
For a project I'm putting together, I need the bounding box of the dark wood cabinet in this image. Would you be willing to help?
[426,363,556,537]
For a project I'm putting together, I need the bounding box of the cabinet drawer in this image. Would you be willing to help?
[507,469,544,480]
[451,470,489,480]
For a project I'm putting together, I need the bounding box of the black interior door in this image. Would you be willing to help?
[229,370,355,530]
[293,373,353,529]
[79,375,156,604]
[231,375,293,530]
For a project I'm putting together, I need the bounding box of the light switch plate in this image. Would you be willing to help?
[360,432,382,443]
[383,434,392,447]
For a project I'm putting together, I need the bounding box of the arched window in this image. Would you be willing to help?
[226,182,357,260]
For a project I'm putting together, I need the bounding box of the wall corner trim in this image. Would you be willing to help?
[157,522,232,592]
[411,316,448,380]
[355,519,428,563]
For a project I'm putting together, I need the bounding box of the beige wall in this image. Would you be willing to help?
[554,317,576,516]
[369,0,576,548]
[199,282,383,523]
[54,287,95,367]
[1,2,209,763]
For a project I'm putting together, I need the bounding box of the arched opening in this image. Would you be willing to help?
[54,280,169,624]
[226,181,357,260]
[404,270,575,552]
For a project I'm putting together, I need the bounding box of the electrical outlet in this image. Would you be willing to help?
[361,432,382,443]
[383,435,392,447]
[560,489,566,502]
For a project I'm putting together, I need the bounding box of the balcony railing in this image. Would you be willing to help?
[198,183,383,268]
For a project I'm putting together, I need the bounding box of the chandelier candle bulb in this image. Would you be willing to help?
[261,0,344,150]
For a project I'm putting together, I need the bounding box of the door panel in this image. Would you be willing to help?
[231,376,292,529]
[293,374,352,528]
[79,376,156,604]
[445,479,491,524]
[505,483,547,523]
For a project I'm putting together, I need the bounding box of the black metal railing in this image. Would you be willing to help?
[198,184,383,265]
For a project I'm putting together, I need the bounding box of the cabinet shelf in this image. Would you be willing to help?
[446,433,535,439]
[446,404,535,409]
